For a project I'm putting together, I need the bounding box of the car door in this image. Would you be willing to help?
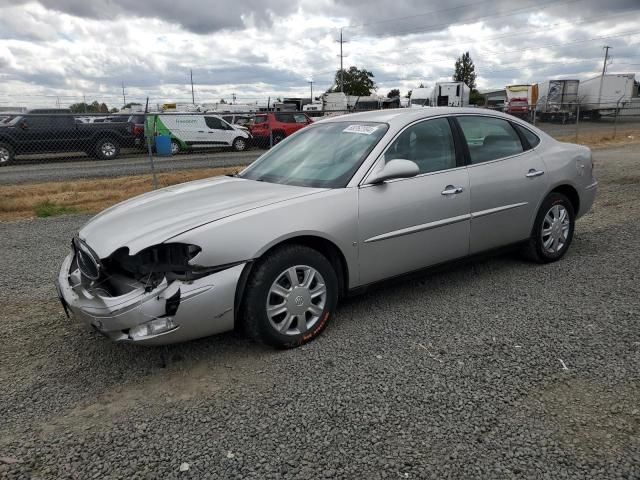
[455,115,548,254]
[204,116,235,145]
[18,115,54,153]
[48,115,80,151]
[358,117,471,285]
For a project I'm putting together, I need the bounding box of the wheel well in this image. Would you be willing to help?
[551,184,580,214]
[236,235,349,310]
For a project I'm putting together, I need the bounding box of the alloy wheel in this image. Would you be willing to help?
[101,142,116,157]
[0,147,10,164]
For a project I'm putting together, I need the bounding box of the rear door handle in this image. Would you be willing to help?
[526,169,545,178]
[441,185,464,195]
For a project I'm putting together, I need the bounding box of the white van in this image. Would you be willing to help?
[146,113,252,153]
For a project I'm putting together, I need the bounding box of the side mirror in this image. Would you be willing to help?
[367,159,420,184]
[20,121,28,130]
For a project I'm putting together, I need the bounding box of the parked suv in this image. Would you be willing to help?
[249,112,313,147]
[0,109,134,166]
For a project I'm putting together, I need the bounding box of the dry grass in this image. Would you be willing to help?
[0,166,238,221]
[557,128,640,149]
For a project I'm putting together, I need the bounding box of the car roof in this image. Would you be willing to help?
[318,107,517,125]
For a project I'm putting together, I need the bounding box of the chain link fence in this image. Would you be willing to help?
[0,103,638,173]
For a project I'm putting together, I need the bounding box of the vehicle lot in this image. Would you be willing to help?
[0,144,638,479]
[1,116,639,185]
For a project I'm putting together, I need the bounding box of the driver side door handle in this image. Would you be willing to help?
[441,185,464,195]
[525,169,545,178]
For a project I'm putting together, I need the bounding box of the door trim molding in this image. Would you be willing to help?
[363,213,471,243]
[471,202,528,219]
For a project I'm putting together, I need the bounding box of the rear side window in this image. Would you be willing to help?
[457,116,524,164]
[293,114,308,124]
[275,113,295,123]
[253,115,267,124]
[514,124,541,148]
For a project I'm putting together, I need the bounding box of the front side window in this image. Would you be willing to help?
[457,116,524,164]
[240,122,388,188]
[383,118,456,174]
[275,113,295,123]
[204,116,224,129]
[293,114,308,124]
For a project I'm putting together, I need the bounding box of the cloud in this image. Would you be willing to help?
[0,0,638,108]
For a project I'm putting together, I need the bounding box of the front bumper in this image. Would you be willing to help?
[56,252,245,345]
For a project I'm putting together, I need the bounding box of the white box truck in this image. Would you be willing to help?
[409,87,433,107]
[505,84,537,119]
[432,82,470,107]
[578,73,639,118]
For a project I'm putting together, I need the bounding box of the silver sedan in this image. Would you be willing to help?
[57,108,597,348]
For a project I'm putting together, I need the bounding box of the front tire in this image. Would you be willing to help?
[241,245,338,348]
[0,142,15,166]
[232,137,247,152]
[170,139,181,155]
[523,192,575,263]
[94,138,120,160]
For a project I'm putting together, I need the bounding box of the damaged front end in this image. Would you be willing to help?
[56,237,245,345]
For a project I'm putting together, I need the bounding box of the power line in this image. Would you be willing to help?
[349,0,582,39]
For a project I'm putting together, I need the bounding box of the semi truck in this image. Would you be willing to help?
[535,79,579,123]
[578,73,640,119]
[432,82,470,107]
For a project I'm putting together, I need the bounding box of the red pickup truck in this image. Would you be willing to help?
[249,112,313,147]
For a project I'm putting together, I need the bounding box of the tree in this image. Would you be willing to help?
[69,101,111,113]
[328,66,376,96]
[219,98,227,104]
[123,102,142,109]
[453,51,477,90]
[387,88,400,98]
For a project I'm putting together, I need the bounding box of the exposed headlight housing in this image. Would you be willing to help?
[129,317,176,340]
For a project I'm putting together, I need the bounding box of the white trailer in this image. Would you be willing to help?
[535,79,579,123]
[432,82,470,107]
[409,87,433,107]
[322,92,348,112]
[578,73,639,118]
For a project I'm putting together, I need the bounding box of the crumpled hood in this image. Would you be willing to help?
[79,176,323,258]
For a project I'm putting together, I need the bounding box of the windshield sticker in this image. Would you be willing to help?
[343,124,378,135]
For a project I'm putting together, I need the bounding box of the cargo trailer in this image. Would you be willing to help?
[535,79,579,123]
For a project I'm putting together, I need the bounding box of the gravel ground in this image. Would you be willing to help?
[0,149,262,185]
[0,145,639,479]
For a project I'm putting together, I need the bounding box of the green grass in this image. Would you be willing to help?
[34,200,80,218]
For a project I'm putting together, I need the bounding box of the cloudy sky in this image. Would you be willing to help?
[0,0,638,109]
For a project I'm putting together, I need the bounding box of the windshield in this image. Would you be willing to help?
[240,121,388,188]
[411,98,429,106]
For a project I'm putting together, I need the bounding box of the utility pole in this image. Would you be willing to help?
[232,93,236,104]
[308,80,314,102]
[598,46,612,107]
[190,69,195,104]
[336,28,347,92]
[122,81,126,107]
[83,94,87,113]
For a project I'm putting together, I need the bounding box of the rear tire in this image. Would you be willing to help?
[272,132,285,145]
[170,139,181,155]
[94,138,120,160]
[522,192,575,263]
[0,142,15,166]
[240,245,338,349]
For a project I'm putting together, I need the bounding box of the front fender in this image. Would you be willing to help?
[169,188,360,288]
